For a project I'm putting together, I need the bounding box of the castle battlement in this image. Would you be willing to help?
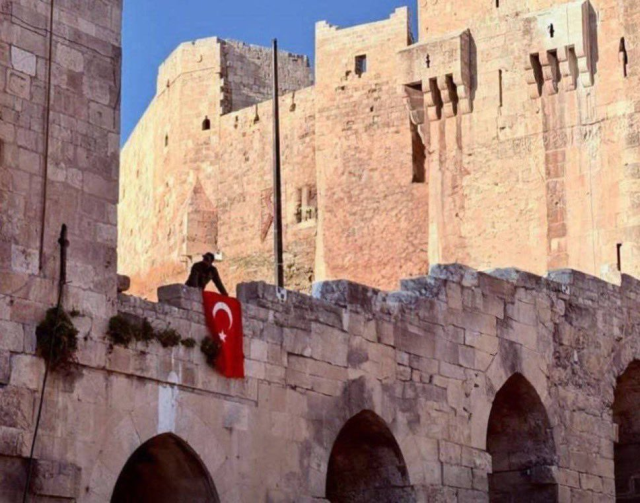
[155,36,312,112]
[108,263,640,398]
[80,263,639,500]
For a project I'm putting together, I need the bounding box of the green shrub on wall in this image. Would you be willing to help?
[200,337,220,368]
[36,308,79,370]
[181,337,197,348]
[107,314,220,371]
[156,328,181,348]
[107,314,181,349]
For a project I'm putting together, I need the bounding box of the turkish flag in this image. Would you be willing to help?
[202,292,245,379]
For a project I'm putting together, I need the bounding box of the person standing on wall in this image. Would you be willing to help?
[186,252,229,296]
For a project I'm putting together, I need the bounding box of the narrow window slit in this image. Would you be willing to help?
[499,69,504,107]
[617,243,623,272]
[355,55,367,76]
[620,37,629,78]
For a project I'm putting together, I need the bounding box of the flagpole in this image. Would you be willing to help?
[272,39,284,289]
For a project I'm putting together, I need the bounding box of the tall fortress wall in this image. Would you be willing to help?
[120,38,314,298]
[121,0,640,300]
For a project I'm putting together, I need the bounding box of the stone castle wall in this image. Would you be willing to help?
[118,8,429,300]
[4,0,640,501]
[2,262,640,501]
[1,0,122,318]
[314,9,430,290]
[409,0,640,286]
[120,0,640,300]
[1,0,122,499]
[119,38,315,299]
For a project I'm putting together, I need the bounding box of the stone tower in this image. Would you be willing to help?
[119,38,314,298]
[120,0,640,299]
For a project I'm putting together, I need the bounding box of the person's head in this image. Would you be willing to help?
[203,252,215,265]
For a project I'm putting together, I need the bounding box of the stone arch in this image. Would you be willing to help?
[110,433,220,503]
[486,373,558,502]
[613,360,640,500]
[326,410,415,503]
[472,343,553,450]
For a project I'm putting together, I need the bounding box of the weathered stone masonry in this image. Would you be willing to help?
[121,0,640,300]
[4,0,640,501]
[2,263,640,501]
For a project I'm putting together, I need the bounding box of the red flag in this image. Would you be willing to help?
[202,292,245,378]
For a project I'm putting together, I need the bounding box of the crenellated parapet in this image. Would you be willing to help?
[523,0,594,99]
[398,29,473,121]
[6,262,640,501]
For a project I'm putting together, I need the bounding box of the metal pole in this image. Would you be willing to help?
[39,0,56,271]
[23,225,68,503]
[272,39,284,289]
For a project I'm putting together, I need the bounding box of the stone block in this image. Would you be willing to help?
[449,311,496,336]
[461,447,491,471]
[497,318,538,350]
[0,426,26,457]
[440,441,462,464]
[579,473,603,493]
[312,280,380,312]
[0,386,34,429]
[0,321,24,352]
[7,70,30,99]
[443,464,473,489]
[9,354,43,391]
[283,327,312,358]
[309,323,348,367]
[56,44,84,73]
[223,401,249,430]
[430,264,479,286]
[505,299,538,326]
[10,46,36,76]
[400,276,446,298]
[31,459,81,499]
[0,352,9,385]
[395,325,437,358]
[157,284,201,310]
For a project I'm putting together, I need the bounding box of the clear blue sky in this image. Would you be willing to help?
[121,0,418,144]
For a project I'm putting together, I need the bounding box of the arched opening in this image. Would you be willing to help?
[111,433,220,503]
[326,410,415,503]
[613,360,640,500]
[487,374,558,502]
[202,116,211,131]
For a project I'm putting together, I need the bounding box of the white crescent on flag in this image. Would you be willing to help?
[212,302,234,329]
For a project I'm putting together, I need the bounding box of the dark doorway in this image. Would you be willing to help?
[487,374,558,502]
[326,410,415,503]
[111,433,220,503]
[614,360,640,501]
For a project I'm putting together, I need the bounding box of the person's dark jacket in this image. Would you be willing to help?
[186,261,229,296]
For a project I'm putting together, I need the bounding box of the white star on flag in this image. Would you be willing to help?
[218,331,227,343]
